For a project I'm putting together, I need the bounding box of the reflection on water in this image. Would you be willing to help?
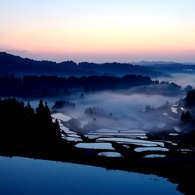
[0,156,182,195]
[97,152,122,157]
[61,126,77,134]
[97,138,164,147]
[171,107,178,114]
[157,123,166,129]
[169,133,179,136]
[135,147,169,152]
[76,142,114,150]
[62,136,82,142]
[173,126,181,132]
[144,154,167,158]
[51,113,72,122]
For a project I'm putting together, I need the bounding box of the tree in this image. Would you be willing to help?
[145,105,153,112]
[185,111,191,121]
[181,111,191,121]
[53,119,61,138]
[184,85,193,93]
[0,98,63,148]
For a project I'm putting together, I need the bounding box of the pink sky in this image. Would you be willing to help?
[1,0,195,63]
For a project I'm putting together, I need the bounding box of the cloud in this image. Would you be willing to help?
[0,49,44,61]
[5,49,29,54]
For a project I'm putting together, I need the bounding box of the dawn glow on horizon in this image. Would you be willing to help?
[1,0,195,63]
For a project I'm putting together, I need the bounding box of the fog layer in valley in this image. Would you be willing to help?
[24,92,182,138]
[22,73,193,139]
[156,73,195,88]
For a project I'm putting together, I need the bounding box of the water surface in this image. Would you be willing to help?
[0,156,182,195]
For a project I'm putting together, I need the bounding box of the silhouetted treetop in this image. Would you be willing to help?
[0,98,61,146]
[85,107,108,118]
[185,89,195,106]
[181,111,191,121]
[52,100,76,109]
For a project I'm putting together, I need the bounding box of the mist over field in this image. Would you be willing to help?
[71,92,180,117]
[156,73,195,88]
[18,71,195,136]
[24,91,180,115]
[22,91,182,136]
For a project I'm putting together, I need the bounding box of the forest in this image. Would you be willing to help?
[0,74,181,97]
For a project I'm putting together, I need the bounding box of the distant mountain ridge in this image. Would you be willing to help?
[0,52,171,78]
[130,60,195,74]
[130,60,195,66]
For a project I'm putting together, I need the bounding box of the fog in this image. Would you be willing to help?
[24,92,177,114]
[21,72,195,134]
[22,90,183,136]
[12,72,195,166]
[71,92,180,118]
[156,73,195,88]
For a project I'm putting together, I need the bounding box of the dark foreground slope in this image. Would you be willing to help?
[0,98,195,195]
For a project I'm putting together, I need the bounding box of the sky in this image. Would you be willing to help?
[1,0,195,63]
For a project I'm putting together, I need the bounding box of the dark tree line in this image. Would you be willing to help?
[52,100,76,109]
[0,74,181,98]
[85,107,113,118]
[0,98,61,147]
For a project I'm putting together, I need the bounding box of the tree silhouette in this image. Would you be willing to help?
[181,111,191,121]
[0,98,62,147]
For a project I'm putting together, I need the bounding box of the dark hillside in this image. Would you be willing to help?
[0,52,170,77]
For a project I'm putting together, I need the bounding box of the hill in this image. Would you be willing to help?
[0,52,170,78]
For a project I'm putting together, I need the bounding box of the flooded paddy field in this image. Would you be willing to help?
[51,103,193,159]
